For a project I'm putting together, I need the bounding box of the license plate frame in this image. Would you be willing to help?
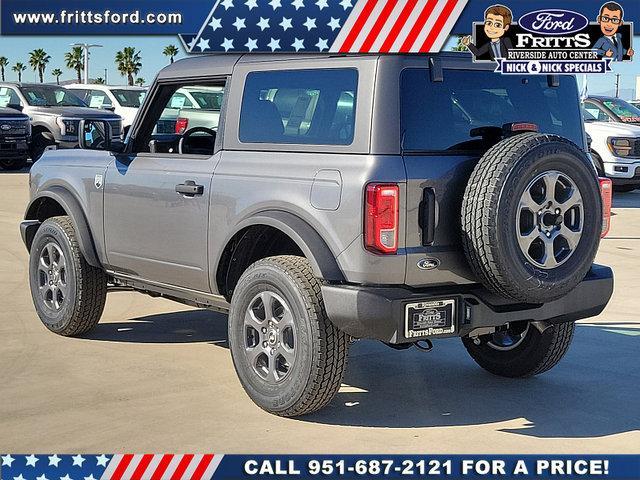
[404,298,457,339]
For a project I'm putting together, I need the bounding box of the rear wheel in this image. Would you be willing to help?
[228,255,349,417]
[462,321,575,377]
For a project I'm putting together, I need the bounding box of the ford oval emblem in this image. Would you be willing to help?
[417,258,440,270]
[0,124,11,131]
[519,9,589,36]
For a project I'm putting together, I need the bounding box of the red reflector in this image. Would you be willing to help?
[508,122,539,132]
[365,184,399,254]
[599,177,612,238]
[175,117,189,135]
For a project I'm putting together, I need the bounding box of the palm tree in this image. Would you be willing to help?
[115,47,142,86]
[0,57,8,82]
[163,44,179,64]
[29,49,51,83]
[12,62,26,82]
[135,78,145,87]
[51,68,63,85]
[94,77,105,85]
[65,47,84,83]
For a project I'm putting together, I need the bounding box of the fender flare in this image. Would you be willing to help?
[222,210,345,283]
[24,187,101,267]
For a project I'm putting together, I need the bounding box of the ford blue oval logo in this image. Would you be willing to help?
[417,258,440,270]
[519,9,589,35]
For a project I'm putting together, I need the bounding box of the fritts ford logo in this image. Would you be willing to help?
[462,2,634,74]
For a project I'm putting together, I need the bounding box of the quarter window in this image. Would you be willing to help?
[239,69,357,145]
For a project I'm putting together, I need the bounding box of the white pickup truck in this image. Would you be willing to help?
[583,95,640,192]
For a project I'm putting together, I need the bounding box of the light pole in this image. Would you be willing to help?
[70,43,103,84]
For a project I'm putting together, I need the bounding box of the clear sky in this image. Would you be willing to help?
[0,35,638,99]
[0,36,185,86]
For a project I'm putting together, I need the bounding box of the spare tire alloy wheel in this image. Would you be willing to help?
[461,133,602,304]
[517,171,582,269]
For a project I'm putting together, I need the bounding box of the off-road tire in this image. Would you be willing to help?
[228,255,349,417]
[29,216,107,336]
[462,321,575,377]
[461,133,602,303]
[0,157,28,171]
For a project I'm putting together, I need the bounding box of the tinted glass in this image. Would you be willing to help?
[0,87,21,107]
[601,98,640,124]
[583,102,611,122]
[111,89,146,108]
[401,69,584,152]
[19,86,87,107]
[239,69,357,145]
[87,90,113,108]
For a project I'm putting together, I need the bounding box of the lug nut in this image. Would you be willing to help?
[262,341,267,348]
[262,328,267,334]
[270,348,275,355]
[555,209,561,214]
[546,232,551,238]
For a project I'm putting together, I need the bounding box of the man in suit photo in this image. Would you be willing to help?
[593,2,634,61]
[462,5,514,61]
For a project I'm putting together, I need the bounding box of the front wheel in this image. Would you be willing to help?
[462,321,575,377]
[228,255,349,417]
[29,216,107,336]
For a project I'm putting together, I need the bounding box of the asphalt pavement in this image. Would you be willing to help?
[0,169,638,453]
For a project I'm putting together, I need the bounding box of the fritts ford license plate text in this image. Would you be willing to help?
[405,299,456,338]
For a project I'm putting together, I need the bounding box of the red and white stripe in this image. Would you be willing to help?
[100,454,223,480]
[331,0,468,53]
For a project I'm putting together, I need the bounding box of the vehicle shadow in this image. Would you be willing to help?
[613,190,640,209]
[84,309,229,347]
[306,324,640,438]
[84,310,639,439]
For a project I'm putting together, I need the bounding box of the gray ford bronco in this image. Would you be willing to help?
[21,53,614,417]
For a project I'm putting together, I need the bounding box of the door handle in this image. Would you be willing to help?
[176,180,204,196]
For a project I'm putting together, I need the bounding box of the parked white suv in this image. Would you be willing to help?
[583,96,640,192]
[66,84,146,135]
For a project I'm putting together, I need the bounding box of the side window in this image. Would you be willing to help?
[239,68,358,145]
[583,103,610,122]
[0,87,21,107]
[87,90,113,109]
[71,89,90,103]
[132,82,226,157]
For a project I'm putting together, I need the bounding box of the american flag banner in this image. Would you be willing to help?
[179,0,468,54]
[0,454,224,480]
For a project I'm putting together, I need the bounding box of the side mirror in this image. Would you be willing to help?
[104,106,116,112]
[7,103,23,112]
[79,119,112,151]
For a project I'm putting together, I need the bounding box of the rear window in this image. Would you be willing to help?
[401,69,584,152]
[239,68,357,145]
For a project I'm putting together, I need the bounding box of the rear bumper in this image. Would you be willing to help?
[322,264,614,344]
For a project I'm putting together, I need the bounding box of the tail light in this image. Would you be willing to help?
[365,183,399,254]
[175,117,189,134]
[599,177,612,238]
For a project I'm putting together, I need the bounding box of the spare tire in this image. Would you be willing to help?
[461,133,602,303]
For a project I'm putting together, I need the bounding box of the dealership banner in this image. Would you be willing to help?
[1,0,639,55]
[2,454,640,479]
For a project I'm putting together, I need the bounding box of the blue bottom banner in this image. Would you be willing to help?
[1,454,640,479]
